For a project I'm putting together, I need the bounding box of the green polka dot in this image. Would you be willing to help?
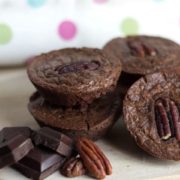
[0,24,12,45]
[121,18,139,36]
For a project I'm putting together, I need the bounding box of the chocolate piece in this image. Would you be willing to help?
[27,48,121,106]
[104,36,180,97]
[0,134,34,168]
[12,146,65,180]
[0,131,3,143]
[33,127,73,157]
[28,90,121,140]
[123,72,180,160]
[1,127,32,141]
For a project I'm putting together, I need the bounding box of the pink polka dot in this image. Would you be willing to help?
[94,0,108,3]
[58,20,77,40]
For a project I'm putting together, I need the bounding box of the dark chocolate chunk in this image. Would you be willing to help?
[12,146,65,180]
[0,130,3,143]
[1,127,32,141]
[0,134,34,168]
[33,127,73,157]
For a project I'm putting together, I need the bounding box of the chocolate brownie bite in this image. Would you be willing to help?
[104,36,180,97]
[27,48,121,107]
[28,90,121,140]
[123,72,180,160]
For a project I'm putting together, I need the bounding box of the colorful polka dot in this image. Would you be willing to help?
[94,0,108,4]
[121,17,139,36]
[58,20,77,40]
[28,0,47,8]
[0,23,12,45]
[154,0,165,2]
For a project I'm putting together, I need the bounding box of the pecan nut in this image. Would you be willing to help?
[155,98,180,140]
[127,40,156,58]
[61,156,85,177]
[76,137,112,179]
[55,61,100,74]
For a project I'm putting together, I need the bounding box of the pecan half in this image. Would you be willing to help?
[155,98,180,141]
[61,156,86,177]
[127,40,156,58]
[55,61,100,74]
[76,137,112,179]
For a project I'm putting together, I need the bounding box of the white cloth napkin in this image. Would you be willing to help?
[0,0,180,65]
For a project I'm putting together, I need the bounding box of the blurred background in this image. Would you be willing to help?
[0,0,180,65]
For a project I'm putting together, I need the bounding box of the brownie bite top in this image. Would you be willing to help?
[104,36,180,75]
[123,72,180,160]
[27,48,121,106]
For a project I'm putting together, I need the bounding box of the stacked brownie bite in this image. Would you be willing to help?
[27,48,122,140]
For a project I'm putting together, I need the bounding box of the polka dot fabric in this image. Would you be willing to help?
[0,0,179,65]
[28,0,47,7]
[58,20,77,40]
[121,18,139,36]
[94,0,108,4]
[0,23,12,45]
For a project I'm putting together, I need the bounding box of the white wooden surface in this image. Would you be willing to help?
[0,69,180,180]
